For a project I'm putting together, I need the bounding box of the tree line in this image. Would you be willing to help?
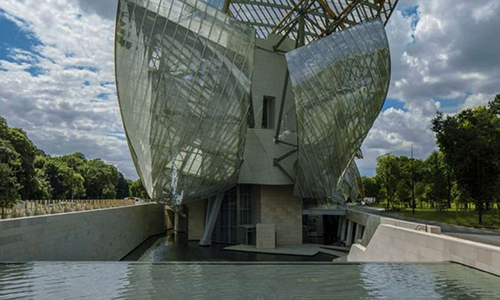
[0,116,148,210]
[362,95,500,223]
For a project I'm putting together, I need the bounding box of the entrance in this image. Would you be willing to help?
[302,215,342,245]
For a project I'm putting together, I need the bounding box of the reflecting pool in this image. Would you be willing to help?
[0,262,499,299]
[122,232,334,262]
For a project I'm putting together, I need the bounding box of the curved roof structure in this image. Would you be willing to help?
[226,0,398,44]
[115,0,397,206]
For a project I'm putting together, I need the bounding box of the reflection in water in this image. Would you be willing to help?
[0,262,499,299]
[122,232,333,262]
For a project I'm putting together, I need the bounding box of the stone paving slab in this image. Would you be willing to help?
[224,244,321,256]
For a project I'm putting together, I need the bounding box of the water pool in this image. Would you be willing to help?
[1,262,499,299]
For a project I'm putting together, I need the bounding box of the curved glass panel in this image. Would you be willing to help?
[115,0,255,206]
[286,19,390,203]
[337,160,363,202]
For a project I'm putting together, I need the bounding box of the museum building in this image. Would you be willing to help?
[115,0,398,247]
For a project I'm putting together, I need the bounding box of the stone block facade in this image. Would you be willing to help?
[259,185,302,246]
[187,201,205,240]
[256,223,276,248]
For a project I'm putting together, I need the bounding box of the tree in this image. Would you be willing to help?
[79,159,119,198]
[375,154,400,209]
[5,128,38,199]
[424,152,448,210]
[115,172,130,199]
[37,156,77,200]
[432,95,500,223]
[33,167,52,200]
[0,139,21,217]
[0,115,137,201]
[361,176,381,200]
[130,179,149,199]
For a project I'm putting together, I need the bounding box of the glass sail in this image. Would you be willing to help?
[115,0,255,206]
[286,19,390,203]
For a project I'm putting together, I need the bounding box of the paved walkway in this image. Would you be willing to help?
[350,205,500,247]
[224,244,349,258]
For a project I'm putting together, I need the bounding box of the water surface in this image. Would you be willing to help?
[1,262,499,299]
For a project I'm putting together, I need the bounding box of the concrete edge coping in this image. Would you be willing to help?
[381,224,500,253]
[0,202,161,223]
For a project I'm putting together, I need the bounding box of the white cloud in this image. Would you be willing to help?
[460,93,493,110]
[0,0,135,178]
[358,0,500,175]
[1,0,498,181]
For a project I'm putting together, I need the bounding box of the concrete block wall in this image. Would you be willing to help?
[256,223,276,249]
[187,201,205,240]
[0,203,165,261]
[348,224,500,276]
[260,185,302,246]
[347,209,440,247]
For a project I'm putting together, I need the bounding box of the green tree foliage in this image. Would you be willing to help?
[0,118,22,214]
[0,115,133,205]
[432,95,500,223]
[79,159,119,199]
[115,172,130,199]
[0,139,22,216]
[363,95,500,225]
[424,152,449,210]
[375,154,399,209]
[361,176,380,198]
[35,156,85,200]
[130,179,148,199]
[4,128,38,199]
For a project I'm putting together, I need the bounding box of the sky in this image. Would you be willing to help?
[0,0,499,180]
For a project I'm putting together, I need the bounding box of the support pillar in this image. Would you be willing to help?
[354,223,361,244]
[337,216,344,241]
[174,212,187,233]
[199,191,224,246]
[340,217,348,242]
[345,220,354,246]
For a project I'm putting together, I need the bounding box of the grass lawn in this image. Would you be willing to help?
[400,209,500,229]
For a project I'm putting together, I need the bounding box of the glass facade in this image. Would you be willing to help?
[115,0,396,207]
[211,185,253,244]
[228,0,398,44]
[285,19,390,203]
[115,0,255,206]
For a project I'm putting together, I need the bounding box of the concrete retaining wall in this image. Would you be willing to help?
[347,209,440,247]
[348,224,500,276]
[0,203,165,261]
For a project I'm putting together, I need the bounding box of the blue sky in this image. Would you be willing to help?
[0,0,499,180]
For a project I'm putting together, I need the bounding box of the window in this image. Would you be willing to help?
[261,96,275,129]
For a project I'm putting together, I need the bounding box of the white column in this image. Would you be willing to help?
[340,217,347,242]
[199,191,224,246]
[345,220,354,246]
[337,216,343,239]
[354,223,360,244]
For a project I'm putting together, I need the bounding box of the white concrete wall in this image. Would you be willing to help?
[238,34,297,186]
[0,203,165,261]
[346,209,440,247]
[348,224,500,276]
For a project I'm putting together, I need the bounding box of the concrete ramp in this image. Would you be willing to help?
[348,223,500,276]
